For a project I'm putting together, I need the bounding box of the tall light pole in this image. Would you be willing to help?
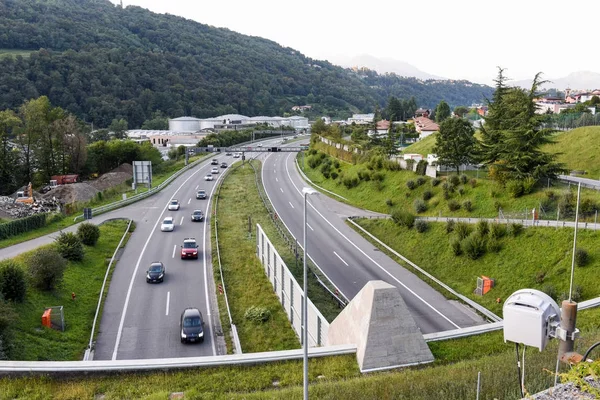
[302,186,318,400]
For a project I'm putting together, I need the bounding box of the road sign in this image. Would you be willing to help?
[83,207,92,220]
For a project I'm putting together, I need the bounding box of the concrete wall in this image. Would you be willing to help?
[256,224,329,347]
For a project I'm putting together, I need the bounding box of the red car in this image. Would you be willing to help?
[181,238,199,259]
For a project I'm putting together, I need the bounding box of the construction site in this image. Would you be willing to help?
[0,163,134,220]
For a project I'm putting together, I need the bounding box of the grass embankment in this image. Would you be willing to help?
[401,133,436,155]
[0,154,207,250]
[303,141,600,221]
[6,220,131,360]
[543,126,600,178]
[3,310,600,399]
[353,218,600,315]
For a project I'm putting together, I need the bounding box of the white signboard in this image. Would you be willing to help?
[133,161,153,186]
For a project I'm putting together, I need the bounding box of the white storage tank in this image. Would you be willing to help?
[168,117,201,132]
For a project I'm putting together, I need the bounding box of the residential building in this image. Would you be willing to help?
[368,120,390,137]
[347,113,374,124]
[414,117,439,139]
[415,108,431,118]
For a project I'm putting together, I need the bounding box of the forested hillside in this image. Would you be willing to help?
[0,0,494,128]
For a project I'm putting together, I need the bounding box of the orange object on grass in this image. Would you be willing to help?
[42,309,52,328]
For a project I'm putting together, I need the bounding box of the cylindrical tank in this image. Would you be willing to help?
[169,117,201,132]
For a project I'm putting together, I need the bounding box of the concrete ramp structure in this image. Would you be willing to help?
[327,280,434,372]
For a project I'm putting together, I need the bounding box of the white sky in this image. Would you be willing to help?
[110,0,600,85]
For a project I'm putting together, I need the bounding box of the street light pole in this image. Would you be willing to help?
[302,186,318,400]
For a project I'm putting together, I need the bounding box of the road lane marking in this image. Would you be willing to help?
[166,291,170,316]
[333,251,349,266]
[172,245,176,258]
[289,201,294,209]
[111,164,206,360]
[180,216,184,225]
[195,185,199,190]
[280,187,284,193]
[188,198,191,204]
[283,153,461,329]
[275,177,278,182]
[307,223,314,231]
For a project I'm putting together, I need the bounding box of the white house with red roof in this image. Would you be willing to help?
[414,116,439,139]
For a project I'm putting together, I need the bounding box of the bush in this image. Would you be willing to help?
[487,237,501,253]
[575,248,589,267]
[476,220,489,236]
[372,172,385,182]
[385,199,394,207]
[333,160,340,169]
[0,261,27,302]
[462,232,487,260]
[535,271,546,284]
[0,213,47,240]
[508,223,524,237]
[28,249,67,291]
[416,177,426,186]
[357,168,371,181]
[342,172,360,189]
[330,171,338,180]
[460,174,468,184]
[455,222,471,240]
[413,199,427,213]
[445,219,455,233]
[442,190,450,200]
[431,178,441,187]
[391,209,415,228]
[447,199,461,211]
[55,232,84,261]
[489,223,506,239]
[469,178,477,188]
[416,160,428,176]
[523,177,537,194]
[449,175,460,186]
[77,223,101,246]
[493,200,502,211]
[244,306,271,323]
[559,285,583,303]
[307,155,321,169]
[457,187,465,196]
[545,190,556,200]
[423,190,433,201]
[506,180,524,198]
[415,219,428,233]
[450,238,463,256]
[406,180,416,190]
[463,200,473,212]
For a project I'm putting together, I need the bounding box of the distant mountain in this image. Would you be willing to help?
[329,54,444,81]
[509,71,600,91]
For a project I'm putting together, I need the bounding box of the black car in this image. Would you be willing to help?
[146,262,165,283]
[196,190,207,199]
[191,210,204,222]
[180,308,204,343]
[220,162,227,168]
[211,159,218,165]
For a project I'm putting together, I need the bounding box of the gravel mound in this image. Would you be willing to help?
[530,377,599,399]
[42,183,99,203]
[88,163,133,192]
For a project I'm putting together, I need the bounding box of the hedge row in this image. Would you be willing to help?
[0,213,47,240]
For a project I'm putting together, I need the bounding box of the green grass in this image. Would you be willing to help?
[0,49,32,59]
[303,141,600,221]
[0,154,208,250]
[543,126,600,178]
[6,220,131,360]
[401,134,436,156]
[352,218,600,315]
[212,161,301,353]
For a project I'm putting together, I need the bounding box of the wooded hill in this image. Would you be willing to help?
[0,0,494,128]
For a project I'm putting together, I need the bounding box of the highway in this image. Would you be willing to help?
[261,150,485,333]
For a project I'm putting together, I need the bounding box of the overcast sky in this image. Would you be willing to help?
[110,0,599,85]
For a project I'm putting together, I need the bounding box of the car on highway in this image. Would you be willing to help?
[225,152,232,156]
[180,307,204,343]
[196,189,207,199]
[180,238,199,259]
[211,159,218,165]
[190,210,204,222]
[220,162,227,168]
[204,174,214,181]
[233,153,240,158]
[146,262,165,283]
[168,199,180,211]
[258,143,263,147]
[160,217,174,232]
[211,167,219,174]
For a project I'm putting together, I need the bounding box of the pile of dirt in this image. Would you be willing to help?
[88,163,133,192]
[110,163,134,175]
[42,183,99,204]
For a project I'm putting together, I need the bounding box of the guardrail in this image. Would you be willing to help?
[74,155,211,222]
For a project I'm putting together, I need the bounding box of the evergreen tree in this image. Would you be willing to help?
[434,100,451,123]
[433,118,477,175]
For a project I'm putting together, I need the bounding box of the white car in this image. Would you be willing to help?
[204,174,214,181]
[160,217,174,232]
[258,143,263,147]
[168,199,180,211]
[211,167,219,174]
[233,153,240,158]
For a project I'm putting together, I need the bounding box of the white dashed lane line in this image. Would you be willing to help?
[180,216,184,225]
[289,201,294,209]
[333,251,349,266]
[280,188,284,193]
[172,245,176,259]
[166,291,170,316]
[307,223,314,231]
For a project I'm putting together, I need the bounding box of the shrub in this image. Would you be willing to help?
[0,261,27,302]
[463,200,473,212]
[450,238,462,256]
[333,160,340,169]
[476,220,489,236]
[508,223,523,237]
[522,177,537,194]
[391,209,415,228]
[385,199,394,207]
[307,155,321,169]
[406,180,416,190]
[442,190,450,200]
[506,180,524,198]
[416,177,426,186]
[535,271,546,284]
[342,172,360,189]
[455,222,471,240]
[244,306,271,323]
[469,178,477,188]
[374,180,384,191]
[47,213,64,225]
[413,199,427,213]
[415,219,428,233]
[559,285,583,303]
[28,249,67,291]
[487,237,501,253]
[416,160,428,176]
[55,232,84,261]
[449,175,460,186]
[431,178,441,187]
[460,174,468,184]
[77,223,101,246]
[493,200,502,211]
[457,187,465,196]
[423,190,433,201]
[575,248,589,267]
[462,232,486,260]
[357,168,371,181]
[545,190,556,200]
[0,213,47,240]
[489,223,506,239]
[330,171,338,180]
[445,219,455,233]
[372,172,385,182]
[442,182,450,192]
[447,199,461,211]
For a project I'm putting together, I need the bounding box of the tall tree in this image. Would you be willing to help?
[432,118,477,175]
[0,110,22,195]
[434,100,451,123]
[109,118,128,140]
[478,67,510,164]
[453,106,469,118]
